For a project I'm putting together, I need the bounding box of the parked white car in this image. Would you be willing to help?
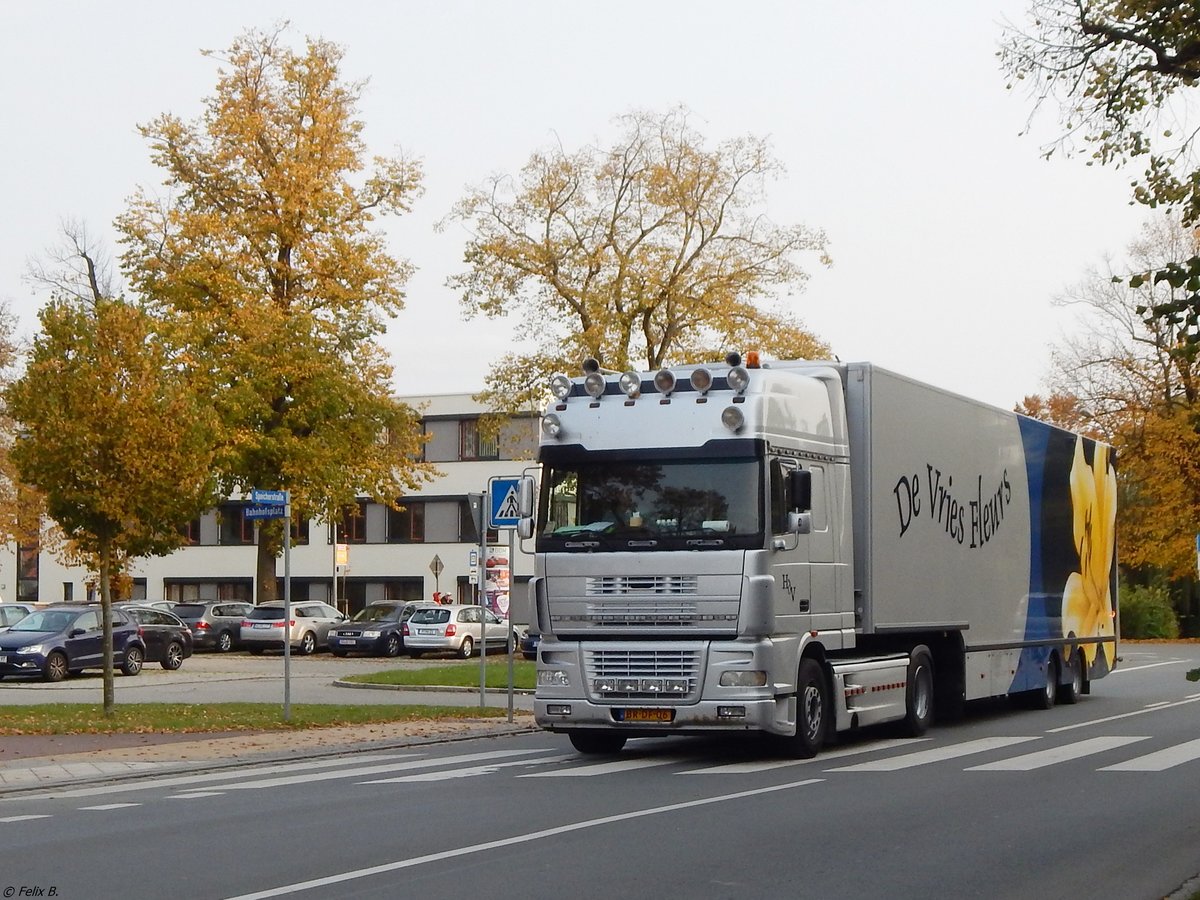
[402,604,517,659]
[240,601,346,655]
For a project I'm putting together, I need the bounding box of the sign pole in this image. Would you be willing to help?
[283,499,292,723]
[507,525,515,723]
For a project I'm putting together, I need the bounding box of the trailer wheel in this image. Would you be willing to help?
[902,647,935,737]
[1032,654,1059,710]
[779,658,829,758]
[568,731,627,755]
[1058,649,1083,705]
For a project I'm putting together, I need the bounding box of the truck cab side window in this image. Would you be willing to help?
[770,458,795,535]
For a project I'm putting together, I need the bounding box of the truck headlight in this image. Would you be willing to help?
[538,669,570,687]
[719,670,767,687]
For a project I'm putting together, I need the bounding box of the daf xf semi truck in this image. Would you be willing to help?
[521,355,1118,756]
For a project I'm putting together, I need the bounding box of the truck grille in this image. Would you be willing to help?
[584,648,702,701]
[586,575,698,595]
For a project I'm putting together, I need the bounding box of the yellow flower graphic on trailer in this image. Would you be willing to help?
[1062,440,1116,667]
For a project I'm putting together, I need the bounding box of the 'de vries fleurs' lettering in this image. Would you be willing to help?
[893,464,1012,549]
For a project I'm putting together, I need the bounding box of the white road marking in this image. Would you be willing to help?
[1108,660,1189,674]
[1048,694,1200,733]
[682,738,924,774]
[80,803,142,811]
[178,748,554,792]
[967,736,1149,771]
[362,754,575,783]
[168,792,226,799]
[827,736,1039,772]
[223,778,826,900]
[0,814,51,823]
[2,753,420,802]
[518,755,690,777]
[1101,738,1200,772]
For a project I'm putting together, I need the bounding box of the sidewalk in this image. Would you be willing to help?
[0,708,537,796]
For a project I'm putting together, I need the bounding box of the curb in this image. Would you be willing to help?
[332,678,534,695]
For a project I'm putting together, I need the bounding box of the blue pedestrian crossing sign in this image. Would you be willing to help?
[488,477,522,529]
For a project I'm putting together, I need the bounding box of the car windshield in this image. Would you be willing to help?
[11,610,77,632]
[353,605,400,622]
[538,448,763,552]
[247,606,286,621]
[410,608,450,625]
[172,604,207,617]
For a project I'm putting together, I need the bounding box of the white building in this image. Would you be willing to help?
[5,394,541,625]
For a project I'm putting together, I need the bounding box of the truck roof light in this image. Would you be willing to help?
[541,413,564,439]
[583,372,606,399]
[582,358,601,374]
[619,371,641,398]
[727,365,750,394]
[721,405,745,432]
[690,367,713,395]
[549,374,573,401]
[653,368,676,396]
[725,351,742,367]
[745,350,761,368]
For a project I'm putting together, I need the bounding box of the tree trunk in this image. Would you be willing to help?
[256,522,280,603]
[100,540,114,715]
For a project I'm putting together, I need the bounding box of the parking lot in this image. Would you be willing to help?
[0,649,532,709]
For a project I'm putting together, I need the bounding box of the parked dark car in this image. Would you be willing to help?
[170,601,254,652]
[520,629,540,661]
[0,604,145,682]
[120,605,193,670]
[329,601,433,658]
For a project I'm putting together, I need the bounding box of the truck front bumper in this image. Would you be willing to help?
[535,696,793,737]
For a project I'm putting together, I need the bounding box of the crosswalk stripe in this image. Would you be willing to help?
[519,755,690,778]
[0,815,51,823]
[362,754,576,783]
[177,749,554,792]
[1100,737,1200,771]
[966,736,1149,771]
[80,803,142,811]
[827,736,1039,772]
[682,738,924,775]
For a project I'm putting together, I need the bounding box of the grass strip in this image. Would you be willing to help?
[0,703,514,735]
[345,659,536,690]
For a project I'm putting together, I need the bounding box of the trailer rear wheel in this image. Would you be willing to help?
[1058,649,1083,705]
[902,647,935,737]
[1032,654,1059,710]
[568,731,627,755]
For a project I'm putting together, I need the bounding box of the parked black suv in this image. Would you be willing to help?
[171,601,254,652]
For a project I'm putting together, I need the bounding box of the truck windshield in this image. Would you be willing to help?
[538,454,763,551]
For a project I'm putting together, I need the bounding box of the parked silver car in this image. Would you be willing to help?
[240,601,346,655]
[402,604,517,659]
[0,603,32,632]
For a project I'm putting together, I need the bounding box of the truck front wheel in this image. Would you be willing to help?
[568,731,627,755]
[779,658,829,758]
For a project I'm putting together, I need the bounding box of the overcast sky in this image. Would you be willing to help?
[0,1,1150,409]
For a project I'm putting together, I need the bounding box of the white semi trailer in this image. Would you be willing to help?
[521,355,1118,756]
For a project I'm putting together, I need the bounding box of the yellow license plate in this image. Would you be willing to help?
[620,708,674,723]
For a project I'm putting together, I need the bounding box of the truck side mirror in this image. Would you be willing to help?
[788,469,812,513]
[517,475,537,540]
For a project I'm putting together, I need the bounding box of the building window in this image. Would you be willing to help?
[17,542,38,603]
[459,418,498,461]
[339,501,368,543]
[291,514,310,546]
[387,502,425,543]
[179,516,202,545]
[218,503,254,546]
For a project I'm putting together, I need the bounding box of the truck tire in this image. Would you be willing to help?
[1058,649,1083,705]
[1031,654,1058,710]
[779,658,829,758]
[568,731,627,755]
[902,647,935,737]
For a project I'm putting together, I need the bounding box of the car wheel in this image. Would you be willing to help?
[43,651,69,683]
[216,631,233,653]
[122,646,144,676]
[458,636,475,659]
[162,641,184,671]
[384,634,402,658]
[298,632,317,655]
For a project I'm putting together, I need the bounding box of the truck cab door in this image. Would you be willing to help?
[770,459,811,626]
